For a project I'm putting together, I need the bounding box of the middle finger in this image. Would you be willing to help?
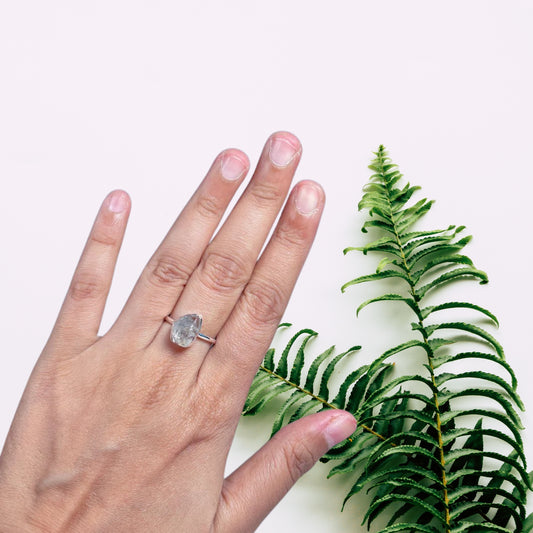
[153,131,302,359]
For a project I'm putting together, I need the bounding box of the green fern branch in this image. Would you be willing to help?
[340,146,530,532]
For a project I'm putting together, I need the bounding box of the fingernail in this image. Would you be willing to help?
[269,136,300,168]
[324,413,357,449]
[295,183,321,215]
[221,153,247,181]
[107,190,129,213]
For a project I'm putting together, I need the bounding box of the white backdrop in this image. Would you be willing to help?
[1,2,532,531]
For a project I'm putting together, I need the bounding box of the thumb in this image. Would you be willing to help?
[216,410,357,533]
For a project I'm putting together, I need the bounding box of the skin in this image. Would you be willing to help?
[0,132,357,532]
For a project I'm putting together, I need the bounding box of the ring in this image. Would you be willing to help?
[165,314,216,348]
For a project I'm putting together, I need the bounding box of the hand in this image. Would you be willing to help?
[0,132,357,532]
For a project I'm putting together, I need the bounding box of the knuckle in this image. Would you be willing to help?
[199,250,249,294]
[69,276,104,301]
[241,278,285,326]
[149,255,191,289]
[195,191,223,219]
[282,439,317,483]
[274,220,307,249]
[90,229,118,247]
[250,181,283,208]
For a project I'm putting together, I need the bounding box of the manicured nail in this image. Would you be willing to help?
[221,153,247,181]
[324,412,357,449]
[295,183,321,215]
[107,190,129,213]
[269,136,300,168]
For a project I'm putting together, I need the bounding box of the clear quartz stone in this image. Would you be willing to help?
[170,314,202,348]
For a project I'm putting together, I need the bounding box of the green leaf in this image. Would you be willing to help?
[352,235,400,255]
[363,374,436,407]
[402,227,465,258]
[436,371,522,410]
[376,257,399,272]
[442,426,526,465]
[363,493,447,526]
[270,390,305,436]
[412,254,474,282]
[415,267,488,299]
[323,431,376,464]
[288,331,317,384]
[433,351,517,390]
[391,183,421,205]
[332,364,369,409]
[448,484,525,515]
[420,322,504,359]
[421,301,499,326]
[366,339,431,373]
[275,328,317,378]
[318,346,359,401]
[440,388,522,427]
[242,371,275,414]
[447,468,526,499]
[450,499,522,526]
[395,198,434,232]
[399,225,456,243]
[407,236,472,268]
[440,407,524,449]
[356,293,419,317]
[360,218,395,233]
[304,345,336,392]
[341,270,412,293]
[244,381,293,415]
[289,397,320,422]
[445,448,531,488]
[263,348,275,371]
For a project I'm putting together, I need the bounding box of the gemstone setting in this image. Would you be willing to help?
[170,314,202,348]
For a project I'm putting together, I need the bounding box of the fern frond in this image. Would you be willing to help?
[340,145,531,532]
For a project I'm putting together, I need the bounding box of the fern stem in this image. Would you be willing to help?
[258,365,386,441]
[377,148,451,532]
